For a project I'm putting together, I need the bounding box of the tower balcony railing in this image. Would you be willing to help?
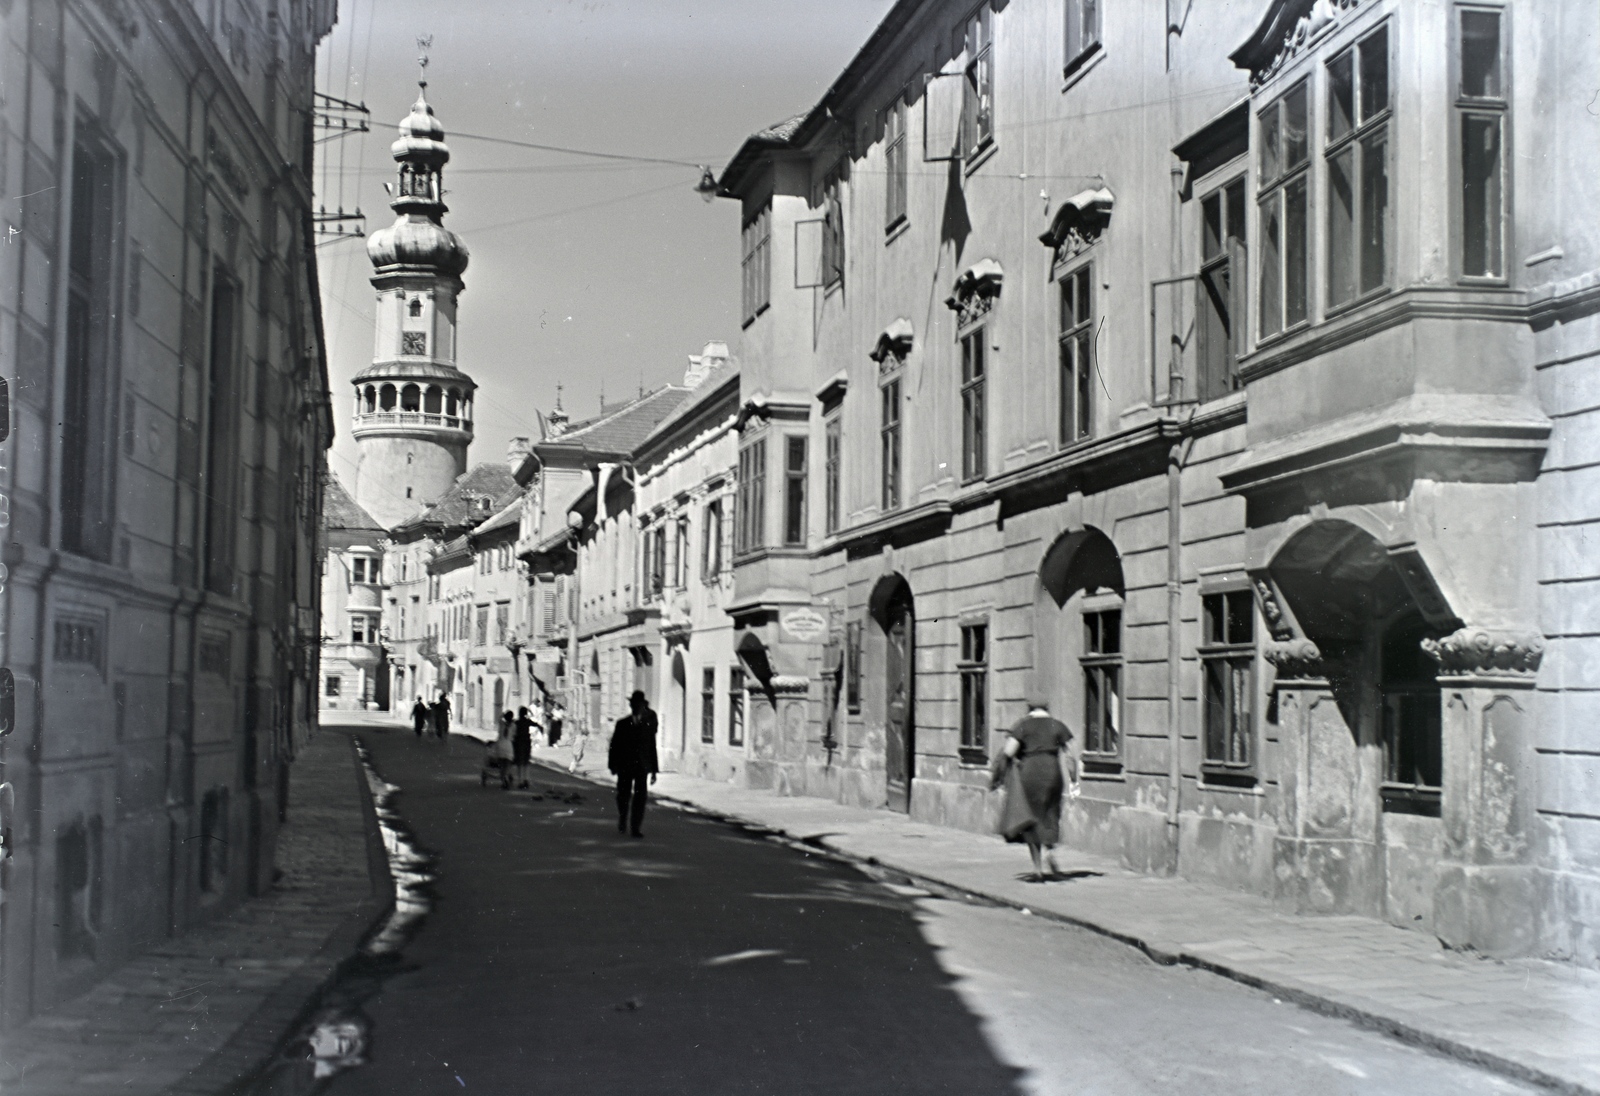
[352,410,474,432]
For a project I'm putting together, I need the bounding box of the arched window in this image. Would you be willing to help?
[446,388,459,416]
[406,451,414,465]
[379,384,397,411]
[408,297,423,318]
[424,385,442,413]
[401,384,421,412]
[463,395,473,421]
[363,385,376,413]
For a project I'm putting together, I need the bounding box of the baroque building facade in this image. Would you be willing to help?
[713,0,1599,961]
[0,0,337,1024]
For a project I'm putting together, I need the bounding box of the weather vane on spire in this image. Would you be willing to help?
[416,35,433,88]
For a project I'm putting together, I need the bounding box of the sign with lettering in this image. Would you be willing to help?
[781,607,828,643]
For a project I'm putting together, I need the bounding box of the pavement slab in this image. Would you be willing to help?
[0,727,391,1096]
[528,740,1600,1096]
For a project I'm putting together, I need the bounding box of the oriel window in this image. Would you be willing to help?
[783,436,808,546]
[1257,81,1310,338]
[735,439,767,555]
[1326,24,1390,308]
[741,205,772,323]
[1458,7,1507,279]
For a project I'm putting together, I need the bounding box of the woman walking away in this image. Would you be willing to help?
[513,706,536,789]
[992,698,1080,881]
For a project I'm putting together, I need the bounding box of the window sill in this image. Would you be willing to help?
[1062,42,1103,90]
[1325,284,1393,322]
[1457,274,1511,289]
[1253,318,1312,352]
[1081,757,1122,778]
[959,747,990,767]
[740,303,769,331]
[885,216,910,246]
[1381,785,1441,817]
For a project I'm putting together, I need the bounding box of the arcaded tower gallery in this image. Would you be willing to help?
[352,84,475,530]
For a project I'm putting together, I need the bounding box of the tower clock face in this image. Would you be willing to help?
[401,331,428,356]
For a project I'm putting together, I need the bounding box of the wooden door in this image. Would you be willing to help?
[884,590,915,812]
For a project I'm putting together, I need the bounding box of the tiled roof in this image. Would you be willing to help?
[639,363,738,457]
[390,463,521,535]
[536,385,690,461]
[322,473,384,533]
[753,112,808,144]
[473,495,522,537]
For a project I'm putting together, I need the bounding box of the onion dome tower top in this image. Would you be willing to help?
[351,78,477,531]
[364,83,470,277]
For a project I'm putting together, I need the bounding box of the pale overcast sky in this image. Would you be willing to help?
[315,0,896,489]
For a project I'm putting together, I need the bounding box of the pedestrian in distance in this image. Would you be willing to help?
[991,697,1080,882]
[513,706,536,789]
[410,696,429,738]
[547,703,564,748]
[432,694,451,740]
[608,690,658,838]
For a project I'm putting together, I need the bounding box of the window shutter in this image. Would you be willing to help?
[923,69,964,162]
[541,584,556,634]
[1227,238,1249,371]
[794,219,825,289]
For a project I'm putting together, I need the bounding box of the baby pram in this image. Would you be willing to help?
[480,733,514,789]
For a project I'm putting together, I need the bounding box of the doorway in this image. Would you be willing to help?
[671,651,687,756]
[872,575,916,813]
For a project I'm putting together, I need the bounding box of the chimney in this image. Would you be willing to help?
[507,435,532,472]
[683,339,729,388]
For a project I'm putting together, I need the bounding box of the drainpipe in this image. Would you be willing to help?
[1164,436,1195,852]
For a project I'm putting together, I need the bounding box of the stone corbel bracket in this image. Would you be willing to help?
[1422,627,1545,676]
[1263,637,1323,678]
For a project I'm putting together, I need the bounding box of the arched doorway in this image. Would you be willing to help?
[670,651,688,757]
[870,574,916,812]
[1033,527,1125,773]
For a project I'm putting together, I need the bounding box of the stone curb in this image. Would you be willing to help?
[538,757,1591,1096]
[161,735,397,1096]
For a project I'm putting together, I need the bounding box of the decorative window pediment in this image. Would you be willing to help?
[944,259,1003,327]
[1230,0,1369,89]
[1038,186,1114,259]
[868,318,914,371]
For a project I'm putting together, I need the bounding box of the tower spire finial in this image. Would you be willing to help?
[416,34,433,88]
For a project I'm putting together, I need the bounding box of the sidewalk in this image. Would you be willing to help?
[537,740,1600,1096]
[0,723,393,1096]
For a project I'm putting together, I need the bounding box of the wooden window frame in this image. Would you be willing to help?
[728,667,746,746]
[885,95,908,233]
[735,437,768,556]
[1080,606,1123,772]
[1256,80,1311,341]
[958,620,989,763]
[1200,590,1258,787]
[1058,263,1095,446]
[1063,0,1101,78]
[700,666,717,744]
[880,374,902,511]
[1453,4,1510,283]
[741,204,772,324]
[783,435,808,547]
[1325,22,1392,313]
[824,411,842,535]
[960,326,987,483]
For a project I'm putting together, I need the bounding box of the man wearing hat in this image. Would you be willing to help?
[608,690,659,837]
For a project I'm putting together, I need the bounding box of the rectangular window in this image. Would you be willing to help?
[1201,591,1256,782]
[1458,7,1506,278]
[962,6,994,159]
[824,414,842,535]
[1326,25,1390,309]
[325,676,341,697]
[846,620,863,712]
[495,603,509,645]
[350,616,366,644]
[880,378,902,511]
[701,499,723,580]
[672,516,689,588]
[959,623,989,759]
[821,168,845,288]
[1064,0,1100,73]
[204,270,242,596]
[885,96,907,231]
[62,130,119,563]
[728,667,746,746]
[741,205,772,323]
[736,439,767,555]
[783,435,808,546]
[701,667,717,743]
[1197,180,1248,401]
[1258,81,1310,338]
[1081,608,1122,766]
[649,525,666,596]
[1058,266,1094,444]
[475,605,489,647]
[961,328,987,481]
[352,557,369,584]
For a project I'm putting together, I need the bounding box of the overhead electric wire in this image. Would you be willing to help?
[448,130,706,169]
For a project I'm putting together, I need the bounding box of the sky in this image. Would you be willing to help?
[314,0,897,491]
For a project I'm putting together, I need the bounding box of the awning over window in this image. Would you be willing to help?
[869,317,915,363]
[944,259,1004,310]
[1038,187,1115,248]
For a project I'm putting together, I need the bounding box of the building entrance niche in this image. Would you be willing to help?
[670,650,687,755]
[1033,527,1126,775]
[869,574,916,813]
[1265,519,1455,918]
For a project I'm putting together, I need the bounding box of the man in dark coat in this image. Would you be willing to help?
[410,696,429,737]
[432,694,451,739]
[608,690,658,838]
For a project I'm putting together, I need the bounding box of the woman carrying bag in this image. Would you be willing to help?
[990,698,1080,881]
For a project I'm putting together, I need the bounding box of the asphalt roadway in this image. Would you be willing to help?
[275,721,1541,1096]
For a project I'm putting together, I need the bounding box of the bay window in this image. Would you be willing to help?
[1257,81,1309,339]
[1326,25,1390,308]
[736,439,767,555]
[1458,6,1506,279]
